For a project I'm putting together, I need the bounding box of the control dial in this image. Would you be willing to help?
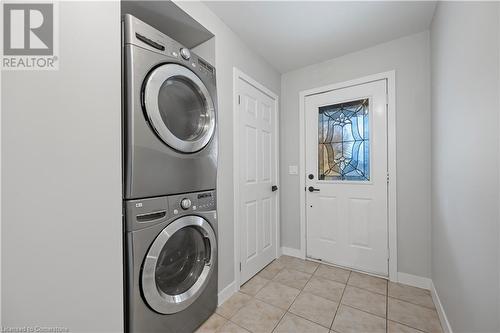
[180,198,192,210]
[180,48,191,60]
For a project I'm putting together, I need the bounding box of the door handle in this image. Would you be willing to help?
[271,185,278,192]
[308,186,320,192]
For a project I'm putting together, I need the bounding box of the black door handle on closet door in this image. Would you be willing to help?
[308,186,320,192]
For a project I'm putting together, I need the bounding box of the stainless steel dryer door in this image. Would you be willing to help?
[141,215,216,314]
[143,64,216,153]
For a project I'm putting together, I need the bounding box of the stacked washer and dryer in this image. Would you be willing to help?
[122,14,218,333]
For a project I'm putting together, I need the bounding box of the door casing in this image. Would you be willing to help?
[298,71,397,280]
[233,68,280,289]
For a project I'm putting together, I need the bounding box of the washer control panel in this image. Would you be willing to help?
[168,190,216,215]
[180,198,192,210]
[124,190,217,232]
[196,192,216,210]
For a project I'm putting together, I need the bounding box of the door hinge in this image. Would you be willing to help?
[386,93,389,106]
[238,95,241,105]
[239,262,242,272]
[386,173,390,184]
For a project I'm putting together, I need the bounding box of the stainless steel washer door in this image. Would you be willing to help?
[143,64,216,153]
[141,215,216,314]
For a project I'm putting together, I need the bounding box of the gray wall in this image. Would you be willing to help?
[2,2,123,331]
[174,1,281,291]
[280,31,432,277]
[430,2,500,332]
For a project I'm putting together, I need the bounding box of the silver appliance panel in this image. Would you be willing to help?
[124,190,218,333]
[122,14,218,199]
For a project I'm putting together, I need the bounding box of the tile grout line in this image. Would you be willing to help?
[340,303,389,321]
[270,259,320,333]
[347,284,387,296]
[387,295,438,311]
[332,273,389,328]
[286,310,332,330]
[287,261,351,330]
[387,318,432,333]
[220,258,439,333]
[346,276,388,296]
[229,268,274,332]
[226,258,303,333]
[388,280,440,310]
[386,291,439,333]
[336,301,387,320]
[329,270,352,331]
[226,319,253,333]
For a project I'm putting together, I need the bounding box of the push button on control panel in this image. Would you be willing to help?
[196,192,215,210]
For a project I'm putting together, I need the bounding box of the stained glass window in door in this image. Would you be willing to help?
[318,99,370,181]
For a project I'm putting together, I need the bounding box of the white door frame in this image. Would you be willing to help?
[233,67,280,288]
[298,71,397,281]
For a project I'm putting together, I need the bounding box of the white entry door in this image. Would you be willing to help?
[237,74,278,284]
[305,79,388,276]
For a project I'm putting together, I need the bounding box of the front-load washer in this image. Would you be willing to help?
[123,14,218,199]
[124,190,217,333]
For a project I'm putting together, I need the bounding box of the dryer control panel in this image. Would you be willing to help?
[123,14,216,79]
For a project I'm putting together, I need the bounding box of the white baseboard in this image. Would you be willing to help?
[280,246,305,259]
[431,281,453,333]
[396,273,452,333]
[397,272,432,290]
[217,280,237,306]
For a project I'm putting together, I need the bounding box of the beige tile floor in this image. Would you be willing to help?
[196,256,443,333]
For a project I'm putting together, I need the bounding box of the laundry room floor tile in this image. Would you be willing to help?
[239,275,269,296]
[273,313,329,333]
[195,313,227,333]
[314,264,351,284]
[201,256,444,333]
[230,299,285,333]
[272,268,312,290]
[388,281,435,309]
[347,271,388,295]
[341,285,387,318]
[278,255,319,274]
[216,321,251,333]
[332,305,386,333]
[255,281,300,309]
[216,292,252,319]
[388,297,443,333]
[303,276,346,302]
[257,260,285,280]
[288,291,338,328]
[388,320,426,333]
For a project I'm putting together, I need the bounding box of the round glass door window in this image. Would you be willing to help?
[155,226,207,295]
[143,64,216,153]
[141,215,216,314]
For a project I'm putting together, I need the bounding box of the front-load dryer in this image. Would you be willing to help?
[123,14,217,199]
[124,190,217,333]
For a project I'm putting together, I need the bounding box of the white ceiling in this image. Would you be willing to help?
[204,1,437,73]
